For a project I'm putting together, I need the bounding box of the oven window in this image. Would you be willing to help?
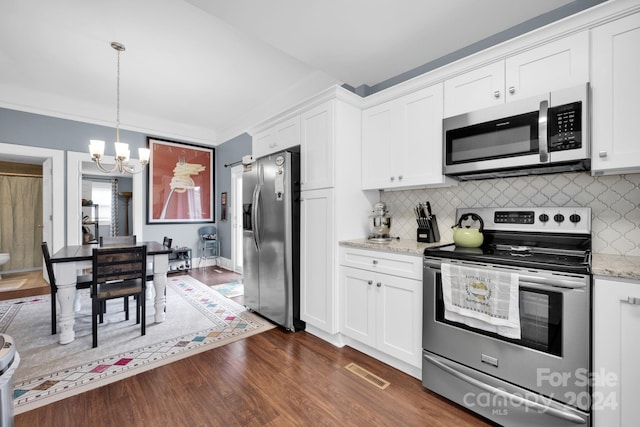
[435,276,563,357]
[446,111,539,164]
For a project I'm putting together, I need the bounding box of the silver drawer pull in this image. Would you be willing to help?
[372,260,378,265]
[623,296,640,305]
[376,282,382,288]
[367,280,373,285]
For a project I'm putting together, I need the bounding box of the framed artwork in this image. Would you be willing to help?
[220,192,227,221]
[147,137,214,224]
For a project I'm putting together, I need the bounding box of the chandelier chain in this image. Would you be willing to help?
[116,45,121,143]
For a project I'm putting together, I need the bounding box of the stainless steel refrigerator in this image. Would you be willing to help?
[242,148,304,331]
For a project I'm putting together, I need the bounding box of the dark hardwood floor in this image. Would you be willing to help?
[14,266,491,427]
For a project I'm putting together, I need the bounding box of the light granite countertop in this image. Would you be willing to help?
[592,253,640,281]
[339,238,453,257]
[340,239,640,281]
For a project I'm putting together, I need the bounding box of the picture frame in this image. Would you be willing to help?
[147,137,214,224]
[220,192,227,221]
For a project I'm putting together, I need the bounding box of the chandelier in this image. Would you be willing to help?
[89,42,150,174]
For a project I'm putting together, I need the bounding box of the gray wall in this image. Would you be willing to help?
[0,107,215,256]
[215,133,251,258]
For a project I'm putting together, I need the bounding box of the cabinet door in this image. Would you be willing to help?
[444,61,505,117]
[376,273,422,367]
[300,188,336,333]
[362,102,394,190]
[591,13,640,174]
[301,101,334,190]
[396,83,446,187]
[340,266,376,346]
[252,115,301,159]
[505,32,589,101]
[593,277,640,426]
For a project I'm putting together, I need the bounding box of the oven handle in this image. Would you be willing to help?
[423,354,587,424]
[424,261,587,290]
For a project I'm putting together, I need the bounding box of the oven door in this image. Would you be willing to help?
[423,257,591,411]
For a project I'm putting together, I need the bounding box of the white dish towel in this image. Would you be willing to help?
[441,263,521,339]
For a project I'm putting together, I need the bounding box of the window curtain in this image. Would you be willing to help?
[0,175,43,271]
[111,179,119,236]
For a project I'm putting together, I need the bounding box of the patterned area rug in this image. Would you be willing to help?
[210,281,244,298]
[2,275,273,414]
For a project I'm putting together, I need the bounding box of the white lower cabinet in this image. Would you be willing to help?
[593,277,640,426]
[340,247,422,368]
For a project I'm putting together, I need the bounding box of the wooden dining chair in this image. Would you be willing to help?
[42,242,93,335]
[91,245,147,348]
[99,235,137,246]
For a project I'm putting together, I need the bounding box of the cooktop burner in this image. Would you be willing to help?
[424,207,592,274]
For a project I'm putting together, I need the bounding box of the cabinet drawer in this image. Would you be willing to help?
[339,247,422,280]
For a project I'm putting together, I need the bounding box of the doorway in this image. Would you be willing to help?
[230,164,243,274]
[0,142,64,288]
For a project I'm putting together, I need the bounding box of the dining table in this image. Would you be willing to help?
[50,241,172,344]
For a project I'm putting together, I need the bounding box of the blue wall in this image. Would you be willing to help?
[0,107,226,258]
[215,133,252,258]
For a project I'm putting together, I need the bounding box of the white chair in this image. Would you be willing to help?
[198,226,219,266]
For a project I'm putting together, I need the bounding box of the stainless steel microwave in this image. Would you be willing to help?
[443,83,590,180]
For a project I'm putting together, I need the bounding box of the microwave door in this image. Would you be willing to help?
[444,111,541,175]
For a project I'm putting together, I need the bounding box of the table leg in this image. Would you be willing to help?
[53,262,78,344]
[153,254,169,322]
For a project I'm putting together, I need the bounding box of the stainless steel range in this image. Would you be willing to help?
[422,206,592,426]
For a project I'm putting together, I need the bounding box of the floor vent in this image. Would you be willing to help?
[345,363,390,390]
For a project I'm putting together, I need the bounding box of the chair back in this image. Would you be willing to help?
[92,246,147,287]
[163,236,173,248]
[198,226,217,240]
[99,235,137,246]
[41,242,56,290]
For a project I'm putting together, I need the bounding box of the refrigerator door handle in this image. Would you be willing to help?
[251,184,260,251]
[254,182,263,250]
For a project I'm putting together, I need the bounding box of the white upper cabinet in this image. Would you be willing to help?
[591,12,640,175]
[362,83,453,190]
[301,101,334,190]
[444,32,589,118]
[252,115,301,159]
[443,61,505,118]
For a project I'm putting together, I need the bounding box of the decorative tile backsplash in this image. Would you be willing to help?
[380,172,640,256]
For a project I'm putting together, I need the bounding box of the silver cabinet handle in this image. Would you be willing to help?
[599,151,608,158]
[376,282,382,288]
[508,86,515,94]
[390,176,395,181]
[398,175,403,180]
[367,280,373,285]
[623,297,640,305]
[372,260,378,265]
[493,90,500,98]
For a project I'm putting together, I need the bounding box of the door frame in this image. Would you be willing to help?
[230,164,243,274]
[66,151,144,245]
[0,142,63,252]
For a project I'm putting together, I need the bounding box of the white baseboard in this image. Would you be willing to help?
[193,256,233,270]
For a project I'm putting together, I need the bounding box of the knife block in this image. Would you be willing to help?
[417,215,440,243]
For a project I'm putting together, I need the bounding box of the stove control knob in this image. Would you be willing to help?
[539,214,549,223]
[554,213,565,223]
[570,214,581,223]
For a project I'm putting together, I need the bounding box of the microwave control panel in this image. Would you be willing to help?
[548,101,582,151]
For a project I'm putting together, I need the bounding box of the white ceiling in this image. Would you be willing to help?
[0,0,597,146]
